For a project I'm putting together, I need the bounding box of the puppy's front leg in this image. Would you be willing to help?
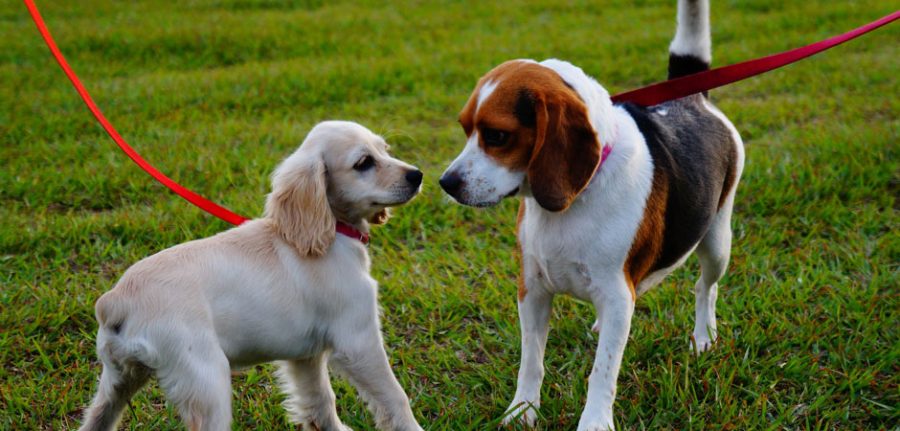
[503,280,554,427]
[331,329,423,431]
[578,281,634,431]
[277,354,349,431]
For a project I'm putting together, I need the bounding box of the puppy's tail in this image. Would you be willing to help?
[95,290,158,368]
[80,290,155,431]
[668,0,711,80]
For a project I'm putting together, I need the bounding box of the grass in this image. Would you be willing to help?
[1,0,897,429]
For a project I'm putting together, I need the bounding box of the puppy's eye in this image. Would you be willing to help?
[354,155,375,171]
[481,128,509,147]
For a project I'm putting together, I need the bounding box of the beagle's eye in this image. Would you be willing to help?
[353,155,375,171]
[481,128,509,147]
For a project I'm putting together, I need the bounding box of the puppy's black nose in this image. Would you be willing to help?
[405,170,423,187]
[439,172,463,196]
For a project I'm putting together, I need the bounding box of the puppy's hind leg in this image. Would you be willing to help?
[277,354,350,431]
[692,197,735,353]
[156,336,232,431]
[79,360,150,431]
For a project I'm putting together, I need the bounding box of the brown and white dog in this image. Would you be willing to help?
[439,1,743,429]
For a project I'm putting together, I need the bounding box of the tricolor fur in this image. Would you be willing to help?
[440,0,744,429]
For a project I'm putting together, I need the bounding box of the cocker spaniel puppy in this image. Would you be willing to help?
[79,121,425,431]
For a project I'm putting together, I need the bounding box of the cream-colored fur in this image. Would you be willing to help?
[79,121,424,431]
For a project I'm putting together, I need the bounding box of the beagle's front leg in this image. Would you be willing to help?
[502,269,554,428]
[578,278,635,431]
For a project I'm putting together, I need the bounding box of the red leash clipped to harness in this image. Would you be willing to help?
[23,0,899,225]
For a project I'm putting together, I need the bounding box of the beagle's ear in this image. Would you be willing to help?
[368,208,391,225]
[527,89,602,212]
[265,154,335,257]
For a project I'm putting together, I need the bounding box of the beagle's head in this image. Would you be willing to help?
[439,60,603,212]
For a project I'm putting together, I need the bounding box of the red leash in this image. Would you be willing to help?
[611,9,900,106]
[24,0,898,225]
[24,0,248,225]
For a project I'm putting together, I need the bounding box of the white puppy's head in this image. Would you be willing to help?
[265,121,422,257]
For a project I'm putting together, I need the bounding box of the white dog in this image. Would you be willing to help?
[79,121,425,431]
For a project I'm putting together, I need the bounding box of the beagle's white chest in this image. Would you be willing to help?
[518,176,649,301]
[532,251,596,301]
[520,203,611,301]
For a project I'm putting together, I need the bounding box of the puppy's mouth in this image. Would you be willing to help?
[373,190,420,207]
[503,187,520,198]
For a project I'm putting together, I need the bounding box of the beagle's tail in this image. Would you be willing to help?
[668,0,711,80]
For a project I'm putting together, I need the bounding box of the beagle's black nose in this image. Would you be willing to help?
[405,169,423,187]
[439,172,463,196]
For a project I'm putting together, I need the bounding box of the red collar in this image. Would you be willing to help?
[600,144,612,165]
[595,144,612,173]
[336,221,369,245]
[588,144,613,184]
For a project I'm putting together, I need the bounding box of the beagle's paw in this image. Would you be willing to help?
[501,400,539,428]
[577,419,614,431]
[691,331,717,354]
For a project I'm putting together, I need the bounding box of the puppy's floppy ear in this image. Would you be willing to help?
[526,86,602,212]
[265,154,335,257]
[368,208,391,225]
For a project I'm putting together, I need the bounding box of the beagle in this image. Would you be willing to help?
[439,0,743,429]
[79,121,425,431]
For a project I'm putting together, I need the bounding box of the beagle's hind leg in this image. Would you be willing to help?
[692,197,735,353]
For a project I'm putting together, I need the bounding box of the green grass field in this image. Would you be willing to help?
[2,0,898,429]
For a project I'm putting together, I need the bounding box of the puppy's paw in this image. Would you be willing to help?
[297,419,352,431]
[591,319,601,333]
[501,400,538,428]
